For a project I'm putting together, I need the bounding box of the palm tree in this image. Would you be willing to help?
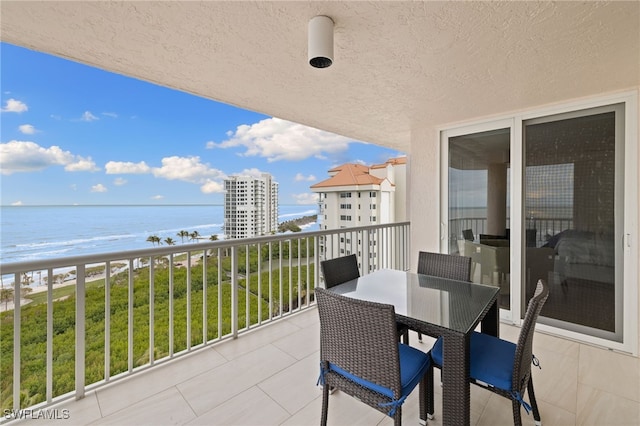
[209,234,218,241]
[177,230,189,243]
[146,235,161,246]
[164,237,176,246]
[189,230,200,243]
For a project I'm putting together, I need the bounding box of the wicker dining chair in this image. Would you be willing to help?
[415,251,472,342]
[429,279,549,426]
[320,254,410,344]
[315,287,432,426]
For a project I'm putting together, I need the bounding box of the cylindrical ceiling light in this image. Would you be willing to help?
[308,15,334,68]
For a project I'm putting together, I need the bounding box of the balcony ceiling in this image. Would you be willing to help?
[1,1,638,153]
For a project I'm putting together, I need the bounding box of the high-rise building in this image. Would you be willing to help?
[310,157,407,229]
[310,157,407,271]
[223,173,279,239]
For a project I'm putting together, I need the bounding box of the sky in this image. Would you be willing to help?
[0,42,404,206]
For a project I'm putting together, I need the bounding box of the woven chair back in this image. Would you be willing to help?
[513,279,549,394]
[321,254,360,288]
[315,288,402,398]
[417,251,472,282]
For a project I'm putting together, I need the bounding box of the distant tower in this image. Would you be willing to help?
[310,157,407,271]
[224,173,279,239]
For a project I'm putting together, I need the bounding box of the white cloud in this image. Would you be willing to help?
[200,179,224,194]
[102,112,118,118]
[234,168,266,179]
[11,200,23,206]
[65,158,99,172]
[105,161,151,174]
[207,117,355,162]
[70,184,77,191]
[151,195,164,200]
[291,193,319,205]
[81,111,99,122]
[113,177,127,186]
[91,184,107,193]
[1,98,28,113]
[0,140,96,175]
[152,156,226,183]
[295,173,316,182]
[18,124,38,134]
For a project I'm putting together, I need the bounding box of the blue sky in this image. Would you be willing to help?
[0,42,404,206]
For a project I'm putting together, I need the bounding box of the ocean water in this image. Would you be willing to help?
[0,205,318,264]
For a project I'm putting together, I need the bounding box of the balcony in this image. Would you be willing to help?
[2,221,638,425]
[3,310,639,425]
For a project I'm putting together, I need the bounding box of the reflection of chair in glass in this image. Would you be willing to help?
[464,240,482,282]
[480,244,510,287]
[428,279,549,426]
[321,254,410,344]
[315,288,433,426]
[525,247,554,300]
[415,251,472,342]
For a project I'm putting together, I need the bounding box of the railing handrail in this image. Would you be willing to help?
[0,221,411,274]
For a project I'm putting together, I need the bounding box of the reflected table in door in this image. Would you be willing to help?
[330,269,500,426]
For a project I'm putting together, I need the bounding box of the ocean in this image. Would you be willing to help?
[0,205,318,264]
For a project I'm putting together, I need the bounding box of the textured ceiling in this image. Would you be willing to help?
[2,1,638,153]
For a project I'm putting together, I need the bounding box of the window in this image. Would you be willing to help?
[340,192,352,198]
[369,192,376,197]
[340,215,352,221]
[340,204,351,209]
[371,204,376,209]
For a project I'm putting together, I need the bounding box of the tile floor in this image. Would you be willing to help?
[8,307,640,425]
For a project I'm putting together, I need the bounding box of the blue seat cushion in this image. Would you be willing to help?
[329,343,431,400]
[431,331,516,392]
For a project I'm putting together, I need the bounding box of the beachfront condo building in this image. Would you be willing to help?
[311,157,407,270]
[223,173,279,239]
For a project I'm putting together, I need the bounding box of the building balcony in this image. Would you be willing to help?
[4,308,638,425]
[2,221,639,425]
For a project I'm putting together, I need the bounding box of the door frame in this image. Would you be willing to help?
[439,90,638,355]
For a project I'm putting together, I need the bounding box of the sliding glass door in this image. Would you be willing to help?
[523,104,624,341]
[441,95,636,349]
[442,121,514,314]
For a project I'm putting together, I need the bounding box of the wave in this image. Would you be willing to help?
[278,209,317,219]
[15,234,137,249]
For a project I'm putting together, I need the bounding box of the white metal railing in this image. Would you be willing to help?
[0,222,410,418]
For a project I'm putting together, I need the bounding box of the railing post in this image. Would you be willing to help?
[231,246,238,338]
[13,273,20,411]
[75,264,86,400]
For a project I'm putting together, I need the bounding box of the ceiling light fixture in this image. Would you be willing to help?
[308,15,334,68]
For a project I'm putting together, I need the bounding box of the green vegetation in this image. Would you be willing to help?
[0,241,315,411]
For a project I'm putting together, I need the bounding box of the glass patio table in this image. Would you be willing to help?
[329,268,500,426]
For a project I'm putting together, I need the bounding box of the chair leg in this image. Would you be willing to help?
[321,381,330,426]
[393,407,402,426]
[528,378,542,426]
[511,398,523,426]
[402,329,409,345]
[426,364,434,419]
[418,332,423,343]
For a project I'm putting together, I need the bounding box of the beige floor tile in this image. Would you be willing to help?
[284,307,320,329]
[95,347,226,417]
[177,343,297,416]
[579,344,640,402]
[477,393,538,426]
[92,387,196,425]
[271,321,320,360]
[532,347,579,413]
[258,352,322,415]
[533,331,580,359]
[315,390,387,426]
[186,386,290,426]
[214,319,302,361]
[6,393,103,426]
[280,396,323,426]
[576,384,640,426]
